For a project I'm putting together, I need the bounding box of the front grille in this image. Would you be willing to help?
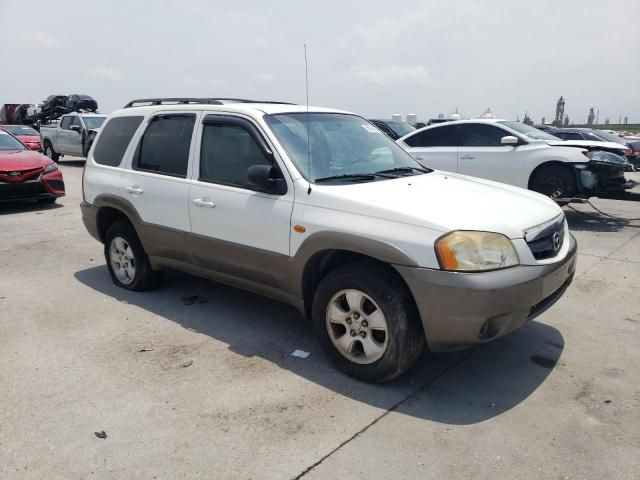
[0,167,43,183]
[524,215,565,260]
[0,180,47,199]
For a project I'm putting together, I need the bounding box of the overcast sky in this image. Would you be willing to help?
[1,0,638,123]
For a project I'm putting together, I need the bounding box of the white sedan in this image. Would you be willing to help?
[397,119,630,199]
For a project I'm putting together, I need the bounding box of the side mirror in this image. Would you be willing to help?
[501,135,519,145]
[70,124,81,133]
[247,164,286,195]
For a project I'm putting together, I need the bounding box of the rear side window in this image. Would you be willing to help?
[134,114,195,177]
[93,116,144,167]
[404,125,455,147]
[457,124,508,147]
[200,122,272,188]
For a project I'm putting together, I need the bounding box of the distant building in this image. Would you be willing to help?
[406,113,417,125]
[563,115,569,126]
[554,96,565,126]
[587,108,595,125]
[479,107,496,119]
[391,114,402,122]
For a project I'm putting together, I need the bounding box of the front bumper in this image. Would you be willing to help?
[0,172,65,202]
[396,234,577,352]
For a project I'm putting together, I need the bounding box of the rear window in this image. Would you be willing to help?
[93,116,144,167]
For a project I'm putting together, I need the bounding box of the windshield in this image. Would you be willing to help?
[82,116,106,129]
[0,131,26,151]
[499,121,560,141]
[265,113,425,183]
[593,130,624,143]
[1,126,39,136]
[387,121,416,137]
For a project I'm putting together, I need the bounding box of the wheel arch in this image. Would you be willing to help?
[527,160,578,190]
[293,233,418,320]
[93,195,143,243]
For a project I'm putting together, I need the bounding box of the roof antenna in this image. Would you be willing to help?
[304,44,312,194]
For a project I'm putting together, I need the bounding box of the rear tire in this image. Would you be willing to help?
[104,220,163,291]
[530,165,577,198]
[312,263,425,383]
[44,142,60,163]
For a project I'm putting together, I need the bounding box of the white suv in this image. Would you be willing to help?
[397,119,630,199]
[81,98,577,382]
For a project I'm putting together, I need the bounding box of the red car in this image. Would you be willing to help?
[0,129,65,204]
[0,125,42,151]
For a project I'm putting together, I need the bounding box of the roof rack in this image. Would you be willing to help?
[123,98,296,108]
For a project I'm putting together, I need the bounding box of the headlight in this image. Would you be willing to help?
[436,231,519,272]
[43,163,58,174]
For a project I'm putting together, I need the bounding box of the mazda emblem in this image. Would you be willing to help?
[9,171,21,178]
[552,232,560,251]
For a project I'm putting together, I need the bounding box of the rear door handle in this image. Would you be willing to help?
[193,198,216,208]
[126,185,143,195]
[460,155,475,160]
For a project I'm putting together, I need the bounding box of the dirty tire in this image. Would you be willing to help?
[104,219,163,291]
[530,165,577,198]
[312,263,425,383]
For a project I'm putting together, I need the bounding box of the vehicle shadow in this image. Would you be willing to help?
[74,265,565,425]
[58,158,86,167]
[564,207,637,232]
[0,200,63,215]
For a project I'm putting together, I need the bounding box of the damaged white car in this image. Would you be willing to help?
[398,119,631,201]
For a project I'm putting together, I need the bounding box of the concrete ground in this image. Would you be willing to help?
[1,163,639,480]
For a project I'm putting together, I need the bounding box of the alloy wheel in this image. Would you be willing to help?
[325,289,389,364]
[109,236,136,285]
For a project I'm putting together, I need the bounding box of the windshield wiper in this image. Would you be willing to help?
[374,166,431,176]
[315,173,380,183]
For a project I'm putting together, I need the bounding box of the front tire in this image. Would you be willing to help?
[530,165,577,198]
[104,220,163,291]
[312,263,425,383]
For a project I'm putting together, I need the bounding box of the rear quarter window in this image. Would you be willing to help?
[93,116,144,167]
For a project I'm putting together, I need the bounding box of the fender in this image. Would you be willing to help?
[288,231,418,298]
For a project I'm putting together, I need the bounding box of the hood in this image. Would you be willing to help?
[308,171,563,239]
[546,139,628,152]
[0,149,50,171]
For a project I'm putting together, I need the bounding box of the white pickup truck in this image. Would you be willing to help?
[40,112,107,161]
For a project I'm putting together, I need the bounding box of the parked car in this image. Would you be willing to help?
[548,127,634,164]
[66,94,98,112]
[533,124,556,132]
[368,119,415,140]
[398,119,631,199]
[0,125,42,151]
[0,129,65,203]
[625,139,640,167]
[0,103,20,124]
[40,112,107,161]
[81,98,576,383]
[41,95,68,117]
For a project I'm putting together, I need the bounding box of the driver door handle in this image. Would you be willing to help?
[460,155,476,160]
[193,198,216,208]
